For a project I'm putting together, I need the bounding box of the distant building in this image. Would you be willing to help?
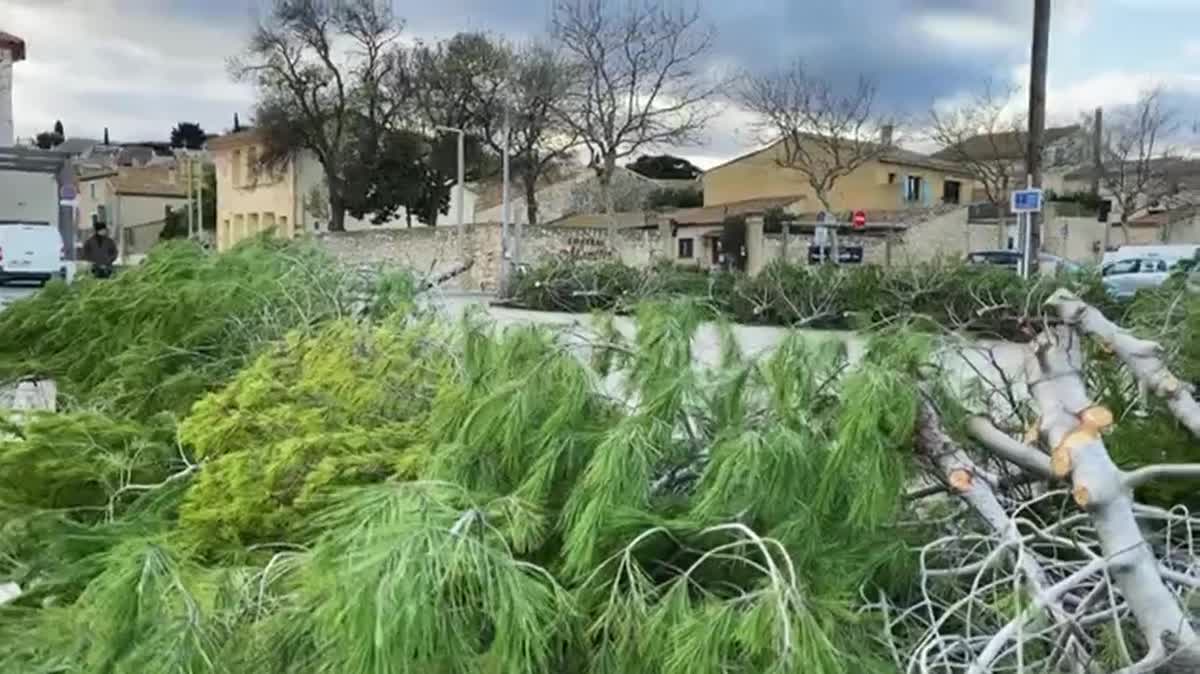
[931,125,1088,195]
[703,134,974,212]
[76,166,188,259]
[209,128,476,252]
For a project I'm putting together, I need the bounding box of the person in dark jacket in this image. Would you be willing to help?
[83,223,118,278]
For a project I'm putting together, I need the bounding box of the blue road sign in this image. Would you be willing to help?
[1011,189,1044,213]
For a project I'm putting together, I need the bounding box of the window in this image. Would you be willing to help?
[887,172,897,184]
[1102,259,1141,276]
[279,215,290,237]
[943,180,962,205]
[263,212,276,234]
[678,237,694,259]
[249,213,261,234]
[89,183,96,199]
[246,146,259,184]
[232,150,243,187]
[233,214,245,242]
[221,219,231,250]
[904,175,923,202]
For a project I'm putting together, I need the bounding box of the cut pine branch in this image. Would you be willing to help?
[1025,326,1200,670]
[915,392,1093,669]
[966,415,1055,480]
[1047,288,1200,439]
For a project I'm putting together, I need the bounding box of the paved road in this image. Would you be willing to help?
[0,284,38,311]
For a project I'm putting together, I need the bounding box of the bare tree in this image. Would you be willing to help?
[552,0,719,238]
[492,44,580,226]
[740,62,897,261]
[231,0,402,232]
[929,82,1025,248]
[1099,87,1183,245]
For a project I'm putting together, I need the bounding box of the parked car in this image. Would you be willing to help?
[965,250,1081,275]
[0,221,66,286]
[1101,254,1177,299]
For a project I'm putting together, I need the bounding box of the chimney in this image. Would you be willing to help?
[880,125,895,148]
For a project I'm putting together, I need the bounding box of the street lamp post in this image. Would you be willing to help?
[435,126,466,259]
[500,108,512,296]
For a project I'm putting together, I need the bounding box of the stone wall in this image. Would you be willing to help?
[756,207,970,268]
[319,223,664,291]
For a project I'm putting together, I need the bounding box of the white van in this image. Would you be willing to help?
[0,222,66,285]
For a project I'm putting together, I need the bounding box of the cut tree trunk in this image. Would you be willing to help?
[916,393,1093,674]
[1025,326,1200,672]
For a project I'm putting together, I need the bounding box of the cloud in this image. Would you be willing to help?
[912,13,1025,51]
[1,0,1190,167]
[4,0,253,143]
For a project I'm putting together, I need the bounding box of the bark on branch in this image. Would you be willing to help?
[1047,288,1200,439]
[1123,463,1200,489]
[966,416,1055,480]
[915,393,1093,671]
[1025,326,1200,670]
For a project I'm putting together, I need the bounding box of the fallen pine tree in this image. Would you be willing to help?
[0,242,1197,673]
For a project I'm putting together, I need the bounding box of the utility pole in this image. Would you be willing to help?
[435,126,467,263]
[1093,107,1111,253]
[1091,107,1103,198]
[1025,0,1051,276]
[196,158,204,242]
[500,107,511,296]
[185,155,194,238]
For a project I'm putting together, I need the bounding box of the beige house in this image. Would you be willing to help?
[76,166,188,258]
[702,138,974,213]
[931,125,1088,196]
[210,129,477,252]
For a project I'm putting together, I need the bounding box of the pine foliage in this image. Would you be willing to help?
[7,240,1196,671]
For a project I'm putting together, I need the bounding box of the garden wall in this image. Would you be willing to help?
[758,207,971,268]
[319,223,664,290]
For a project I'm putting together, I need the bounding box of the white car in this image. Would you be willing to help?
[1101,255,1178,299]
[0,222,66,286]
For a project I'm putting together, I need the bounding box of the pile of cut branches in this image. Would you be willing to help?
[0,241,1198,673]
[509,257,1116,339]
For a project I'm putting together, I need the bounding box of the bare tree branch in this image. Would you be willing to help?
[1124,463,1200,489]
[1047,288,1200,439]
[966,415,1055,479]
[928,81,1024,212]
[552,0,720,236]
[1098,87,1184,244]
[231,0,403,232]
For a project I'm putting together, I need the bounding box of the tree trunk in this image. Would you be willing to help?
[327,175,347,233]
[1117,217,1132,247]
[524,175,539,226]
[600,155,617,246]
[328,199,346,232]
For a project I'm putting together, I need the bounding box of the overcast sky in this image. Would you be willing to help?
[4,0,1199,168]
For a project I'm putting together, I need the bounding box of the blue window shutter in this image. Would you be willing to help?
[923,179,932,206]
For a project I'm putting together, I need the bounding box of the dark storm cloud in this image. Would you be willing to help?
[707,0,1031,112]
[176,0,1031,114]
